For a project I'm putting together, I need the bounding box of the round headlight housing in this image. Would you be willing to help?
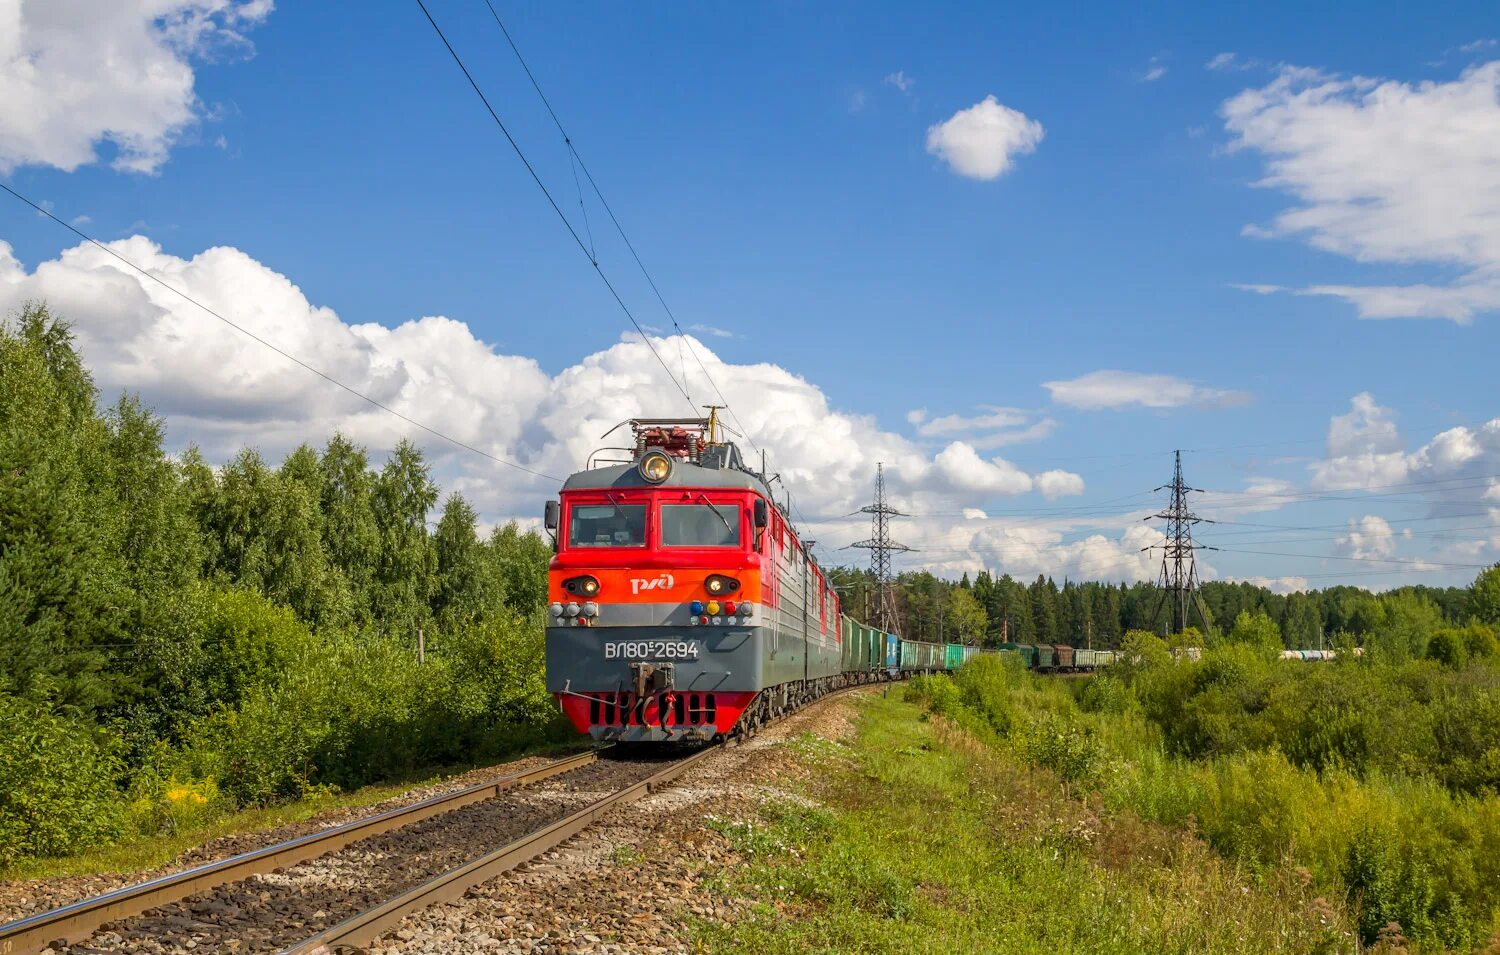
[639,450,672,484]
[705,574,740,595]
[563,575,600,597]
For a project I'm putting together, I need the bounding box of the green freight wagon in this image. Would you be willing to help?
[999,642,1039,669]
[1035,644,1058,670]
[842,618,866,671]
[944,643,966,669]
[901,639,943,671]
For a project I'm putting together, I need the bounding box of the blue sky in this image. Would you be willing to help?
[3,0,1500,593]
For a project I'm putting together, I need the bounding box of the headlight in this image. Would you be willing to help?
[639,450,672,484]
[563,575,600,597]
[705,574,740,595]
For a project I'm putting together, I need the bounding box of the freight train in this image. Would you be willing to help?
[542,417,992,742]
[998,643,1117,672]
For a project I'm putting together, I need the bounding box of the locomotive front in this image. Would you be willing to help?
[543,419,775,742]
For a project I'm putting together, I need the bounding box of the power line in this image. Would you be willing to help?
[471,3,823,532]
[0,182,561,484]
[412,0,695,413]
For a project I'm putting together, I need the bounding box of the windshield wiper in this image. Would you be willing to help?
[696,493,733,532]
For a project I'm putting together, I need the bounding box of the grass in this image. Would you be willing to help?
[2,740,589,881]
[694,693,1355,955]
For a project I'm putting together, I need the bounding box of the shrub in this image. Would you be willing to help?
[0,695,124,864]
[906,673,960,717]
[1016,710,1103,786]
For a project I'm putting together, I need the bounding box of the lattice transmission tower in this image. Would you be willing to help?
[1144,450,1214,635]
[850,463,914,631]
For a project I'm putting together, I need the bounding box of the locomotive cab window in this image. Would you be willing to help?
[661,503,742,547]
[567,503,647,547]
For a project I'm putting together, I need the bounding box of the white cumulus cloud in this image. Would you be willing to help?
[1223,60,1500,323]
[0,235,1086,532]
[925,95,1043,180]
[1309,394,1500,567]
[1336,515,1398,560]
[0,0,272,174]
[1311,393,1411,489]
[1043,370,1251,411]
[910,405,1056,448]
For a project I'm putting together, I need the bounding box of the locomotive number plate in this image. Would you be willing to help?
[604,641,701,660]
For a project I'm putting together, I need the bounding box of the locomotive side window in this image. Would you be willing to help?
[661,504,742,547]
[568,503,647,547]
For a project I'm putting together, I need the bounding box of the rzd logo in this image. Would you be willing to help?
[630,573,675,595]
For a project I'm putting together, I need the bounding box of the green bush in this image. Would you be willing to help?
[908,655,1500,948]
[0,695,125,864]
[1016,711,1103,786]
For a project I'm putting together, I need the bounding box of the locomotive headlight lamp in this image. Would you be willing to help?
[639,450,672,484]
[563,575,601,597]
[704,574,740,595]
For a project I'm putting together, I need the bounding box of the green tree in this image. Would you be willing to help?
[1471,564,1500,626]
[1225,610,1283,656]
[1030,575,1058,645]
[370,439,438,635]
[947,587,988,645]
[0,305,129,712]
[432,493,499,628]
[489,522,551,613]
[319,434,381,626]
[201,449,347,627]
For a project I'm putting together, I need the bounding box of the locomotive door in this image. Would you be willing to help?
[801,549,809,686]
[769,525,781,657]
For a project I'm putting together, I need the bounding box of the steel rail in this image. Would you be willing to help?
[0,750,599,955]
[283,682,875,954]
[282,744,719,954]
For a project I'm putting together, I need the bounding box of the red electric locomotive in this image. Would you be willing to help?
[543,414,844,742]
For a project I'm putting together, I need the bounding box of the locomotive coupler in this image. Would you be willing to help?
[630,661,674,698]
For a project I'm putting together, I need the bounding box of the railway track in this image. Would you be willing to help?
[0,749,602,954]
[1,685,868,955]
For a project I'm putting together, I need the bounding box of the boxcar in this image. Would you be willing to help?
[999,642,1038,669]
[1054,645,1075,670]
[1035,644,1057,671]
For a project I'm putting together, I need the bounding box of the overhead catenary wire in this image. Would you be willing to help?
[412,0,695,414]
[0,181,562,484]
[473,2,826,535]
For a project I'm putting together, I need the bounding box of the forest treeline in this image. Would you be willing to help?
[0,304,561,864]
[831,563,1486,653]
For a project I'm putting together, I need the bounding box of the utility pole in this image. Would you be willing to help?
[1143,450,1214,635]
[850,463,915,632]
